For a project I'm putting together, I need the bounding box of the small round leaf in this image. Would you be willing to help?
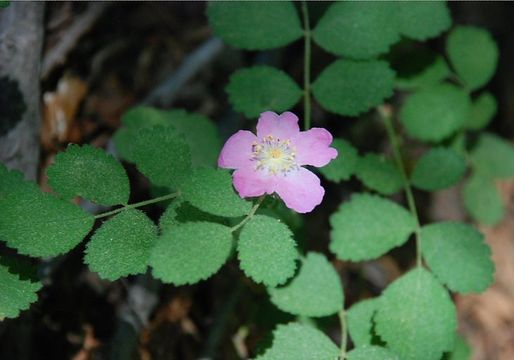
[470,133,514,179]
[464,92,497,131]
[395,2,451,41]
[318,138,359,183]
[462,174,504,226]
[347,298,380,347]
[355,153,403,195]
[411,147,466,191]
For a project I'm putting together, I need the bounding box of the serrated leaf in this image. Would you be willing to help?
[226,66,302,119]
[445,335,472,360]
[0,263,41,319]
[421,222,494,293]
[313,2,398,59]
[395,55,450,90]
[132,125,191,188]
[207,2,302,50]
[237,215,298,287]
[464,92,497,131]
[318,138,358,183]
[0,163,38,198]
[150,222,232,285]
[47,144,130,206]
[347,345,400,360]
[470,133,514,179]
[85,209,158,280]
[411,147,466,191]
[395,2,451,41]
[355,153,402,195]
[447,26,499,90]
[399,84,470,142]
[159,198,225,233]
[330,193,416,261]
[181,167,252,218]
[375,268,457,360]
[0,191,94,257]
[255,323,339,360]
[347,298,380,347]
[268,252,343,317]
[462,174,504,225]
[313,59,395,116]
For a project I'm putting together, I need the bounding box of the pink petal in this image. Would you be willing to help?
[292,128,338,167]
[218,130,257,169]
[256,111,300,140]
[233,166,274,198]
[274,168,325,213]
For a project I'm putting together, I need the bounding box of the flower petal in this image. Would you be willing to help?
[233,166,274,198]
[292,128,338,167]
[256,111,300,140]
[218,130,257,169]
[274,168,325,213]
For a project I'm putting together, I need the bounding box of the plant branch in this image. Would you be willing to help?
[380,106,422,267]
[339,310,348,359]
[230,196,265,232]
[301,1,312,131]
[94,192,180,219]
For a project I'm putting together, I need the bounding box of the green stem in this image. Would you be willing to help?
[94,192,180,219]
[230,196,265,232]
[380,106,423,267]
[301,1,312,131]
[338,310,348,359]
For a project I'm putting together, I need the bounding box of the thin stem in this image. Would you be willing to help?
[94,192,180,219]
[230,196,265,232]
[338,310,348,360]
[380,106,422,267]
[301,1,312,131]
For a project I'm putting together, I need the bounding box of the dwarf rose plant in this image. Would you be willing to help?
[0,2,510,359]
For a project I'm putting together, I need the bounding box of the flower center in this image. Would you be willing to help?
[251,135,298,175]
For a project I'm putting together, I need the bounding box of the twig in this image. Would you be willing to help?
[142,37,224,107]
[41,2,111,79]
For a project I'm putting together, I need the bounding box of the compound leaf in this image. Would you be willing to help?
[150,222,232,285]
[313,59,395,117]
[85,209,158,280]
[269,252,343,317]
[411,147,466,191]
[47,144,130,206]
[330,193,416,261]
[238,215,298,287]
[375,268,457,360]
[227,66,302,119]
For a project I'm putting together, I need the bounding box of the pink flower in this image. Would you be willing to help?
[218,111,338,213]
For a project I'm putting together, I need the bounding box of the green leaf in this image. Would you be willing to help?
[394,2,451,41]
[447,26,499,90]
[399,84,470,142]
[207,1,303,50]
[347,345,400,360]
[238,215,298,287]
[375,268,457,360]
[464,92,497,131]
[150,222,233,285]
[47,144,130,206]
[470,133,514,179]
[347,298,380,347]
[395,55,450,90]
[313,2,398,59]
[85,209,158,280]
[330,193,416,261]
[269,252,343,317]
[445,335,472,360]
[462,174,504,226]
[181,168,252,218]
[318,138,359,183]
[0,191,94,257]
[411,147,466,191]
[255,323,339,360]
[132,125,191,188]
[0,1,10,9]
[313,59,395,116]
[160,199,225,233]
[0,163,38,199]
[226,66,302,119]
[421,222,494,293]
[0,263,41,319]
[355,153,403,195]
